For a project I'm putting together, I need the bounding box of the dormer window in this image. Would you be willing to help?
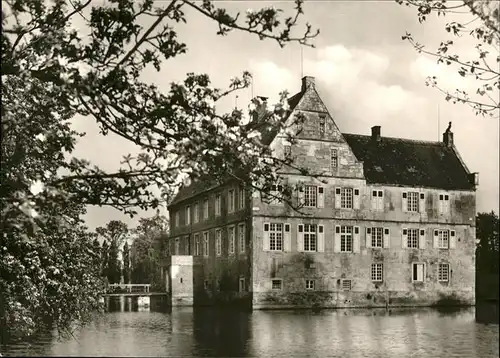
[330,148,338,171]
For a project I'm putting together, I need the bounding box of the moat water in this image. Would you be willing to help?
[1,297,498,357]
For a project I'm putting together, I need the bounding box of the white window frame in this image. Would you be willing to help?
[412,262,426,283]
[194,233,200,256]
[341,188,353,209]
[238,186,245,210]
[319,115,326,135]
[438,229,449,249]
[305,280,315,290]
[371,190,384,211]
[203,231,209,257]
[330,148,338,170]
[215,194,221,216]
[303,224,317,252]
[175,211,180,227]
[340,225,353,252]
[228,226,235,255]
[407,228,419,248]
[284,145,291,157]
[438,263,450,282]
[203,199,209,220]
[271,279,283,290]
[341,279,352,291]
[238,223,246,253]
[303,185,317,207]
[269,223,284,251]
[239,277,246,292]
[269,184,284,205]
[215,229,222,256]
[185,205,191,225]
[371,227,384,248]
[438,193,450,214]
[371,263,383,282]
[228,189,235,213]
[194,203,199,223]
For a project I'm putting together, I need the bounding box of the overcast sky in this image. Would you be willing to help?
[73,1,499,230]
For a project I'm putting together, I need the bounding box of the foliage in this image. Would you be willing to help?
[1,0,317,339]
[131,214,168,289]
[107,239,121,284]
[476,211,499,274]
[100,240,109,280]
[398,0,499,118]
[122,242,130,284]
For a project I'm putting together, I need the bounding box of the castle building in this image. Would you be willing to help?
[163,76,478,308]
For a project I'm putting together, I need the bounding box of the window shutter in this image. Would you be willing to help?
[433,229,439,248]
[298,185,304,206]
[449,230,457,249]
[334,225,341,253]
[438,194,444,213]
[402,228,408,249]
[383,228,390,248]
[334,188,341,208]
[378,191,384,211]
[263,223,270,251]
[353,188,360,209]
[317,225,325,252]
[371,191,377,210]
[365,227,372,248]
[297,224,304,252]
[402,192,408,212]
[353,226,360,253]
[318,187,325,208]
[419,229,426,249]
[284,223,291,252]
[419,193,426,213]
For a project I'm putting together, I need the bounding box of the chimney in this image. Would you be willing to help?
[301,76,315,92]
[443,121,454,147]
[468,172,479,186]
[253,96,268,120]
[371,126,381,141]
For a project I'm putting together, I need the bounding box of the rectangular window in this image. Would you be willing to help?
[341,188,353,209]
[319,115,326,135]
[371,190,384,210]
[438,263,449,282]
[439,194,450,214]
[342,279,352,291]
[371,227,383,248]
[371,263,383,282]
[269,223,283,251]
[340,226,353,252]
[412,263,425,282]
[238,223,246,253]
[204,280,209,290]
[185,206,191,225]
[228,226,235,254]
[304,185,317,207]
[239,277,246,292]
[228,189,235,213]
[304,224,317,252]
[215,194,221,216]
[306,280,315,290]
[284,145,291,157]
[271,279,282,290]
[203,232,209,257]
[175,238,180,255]
[238,187,245,210]
[438,229,449,249]
[330,148,338,170]
[407,229,419,248]
[406,191,419,212]
[215,229,222,256]
[269,184,284,205]
[194,234,200,256]
[203,199,209,220]
[194,203,199,223]
[175,211,180,227]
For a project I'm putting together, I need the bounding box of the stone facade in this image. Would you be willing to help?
[164,76,477,309]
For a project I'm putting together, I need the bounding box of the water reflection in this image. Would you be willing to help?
[1,301,498,358]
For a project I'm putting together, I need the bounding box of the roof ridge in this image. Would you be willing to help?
[342,132,442,146]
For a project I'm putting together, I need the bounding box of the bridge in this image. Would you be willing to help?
[103,284,168,297]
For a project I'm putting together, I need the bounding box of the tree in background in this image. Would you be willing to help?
[476,211,499,274]
[96,220,129,284]
[1,0,316,339]
[100,240,109,281]
[398,0,499,118]
[131,214,169,289]
[107,239,122,284]
[122,242,131,284]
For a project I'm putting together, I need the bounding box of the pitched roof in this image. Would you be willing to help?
[342,134,474,190]
[169,91,304,207]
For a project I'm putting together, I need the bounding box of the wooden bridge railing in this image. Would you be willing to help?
[106,284,151,293]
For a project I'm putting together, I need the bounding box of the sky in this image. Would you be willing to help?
[72,1,499,230]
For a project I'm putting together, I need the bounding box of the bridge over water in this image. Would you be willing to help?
[103,284,168,297]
